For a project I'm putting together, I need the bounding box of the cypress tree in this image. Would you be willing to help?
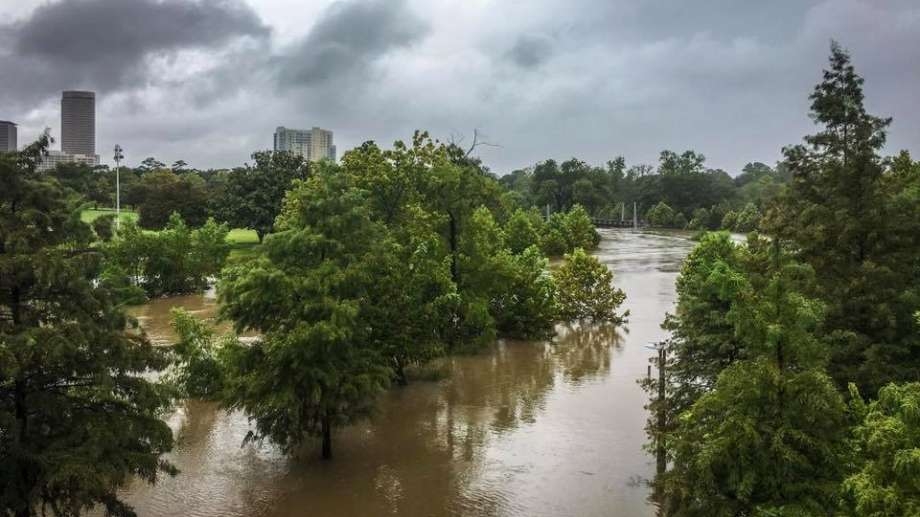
[1,136,174,516]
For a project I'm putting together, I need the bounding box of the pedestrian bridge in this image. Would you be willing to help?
[591,218,640,229]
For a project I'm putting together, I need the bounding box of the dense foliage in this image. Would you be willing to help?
[500,148,786,231]
[646,43,920,516]
[842,382,920,516]
[0,135,174,517]
[105,213,229,297]
[204,133,627,459]
[211,151,309,242]
[763,42,920,394]
[553,248,627,324]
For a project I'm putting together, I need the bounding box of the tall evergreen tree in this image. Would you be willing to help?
[0,136,174,516]
[662,242,847,516]
[764,42,920,392]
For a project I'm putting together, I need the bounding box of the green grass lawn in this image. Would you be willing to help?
[80,209,260,248]
[81,208,138,225]
[226,228,260,246]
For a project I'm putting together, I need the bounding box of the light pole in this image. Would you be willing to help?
[113,145,124,231]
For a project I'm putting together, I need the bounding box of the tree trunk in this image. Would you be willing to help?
[448,213,459,286]
[321,413,332,460]
[395,358,408,386]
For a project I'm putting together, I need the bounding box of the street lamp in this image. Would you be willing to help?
[113,145,124,231]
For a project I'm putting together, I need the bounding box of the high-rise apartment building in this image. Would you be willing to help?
[61,90,95,156]
[0,121,16,152]
[37,150,100,172]
[273,126,336,162]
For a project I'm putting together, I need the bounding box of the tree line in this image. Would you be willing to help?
[501,136,789,233]
[644,42,920,516]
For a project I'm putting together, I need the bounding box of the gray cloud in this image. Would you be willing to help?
[1,0,918,174]
[276,0,428,88]
[0,0,269,104]
[506,34,554,68]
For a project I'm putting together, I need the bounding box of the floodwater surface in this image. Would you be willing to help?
[120,229,696,517]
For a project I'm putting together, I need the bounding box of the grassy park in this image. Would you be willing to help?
[81,208,261,252]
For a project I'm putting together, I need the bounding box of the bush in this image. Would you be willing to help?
[106,213,230,297]
[540,205,600,256]
[92,213,116,241]
[553,248,627,324]
[646,201,677,228]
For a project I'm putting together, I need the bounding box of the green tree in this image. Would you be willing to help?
[541,205,600,256]
[91,213,116,241]
[553,248,627,324]
[106,214,229,297]
[763,42,920,392]
[492,246,558,339]
[732,202,761,232]
[662,244,847,516]
[138,156,166,172]
[136,170,209,229]
[842,382,920,516]
[217,164,390,459]
[171,159,189,172]
[213,151,309,242]
[657,232,749,414]
[646,201,677,228]
[504,208,543,254]
[168,308,229,399]
[686,207,710,230]
[0,136,174,517]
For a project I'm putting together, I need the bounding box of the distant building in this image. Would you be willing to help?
[62,91,96,156]
[0,120,16,152]
[37,150,99,172]
[274,126,336,162]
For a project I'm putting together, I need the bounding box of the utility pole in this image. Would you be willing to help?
[656,346,667,478]
[113,145,124,231]
[647,343,668,515]
[621,202,625,222]
[633,202,638,229]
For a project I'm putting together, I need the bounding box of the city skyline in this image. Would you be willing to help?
[1,0,919,173]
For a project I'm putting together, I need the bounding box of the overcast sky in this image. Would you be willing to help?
[1,0,918,173]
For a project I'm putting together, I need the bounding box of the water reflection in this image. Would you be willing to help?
[118,229,694,517]
[553,323,621,385]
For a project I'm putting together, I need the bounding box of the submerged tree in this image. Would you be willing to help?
[553,248,627,324]
[218,164,391,459]
[0,135,174,517]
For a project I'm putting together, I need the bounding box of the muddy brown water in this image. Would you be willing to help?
[119,229,696,517]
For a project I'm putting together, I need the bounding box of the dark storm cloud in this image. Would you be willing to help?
[276,0,428,88]
[506,34,554,68]
[3,0,918,173]
[0,0,269,104]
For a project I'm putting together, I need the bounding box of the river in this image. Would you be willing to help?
[120,229,696,517]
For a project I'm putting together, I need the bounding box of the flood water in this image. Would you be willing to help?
[120,229,696,517]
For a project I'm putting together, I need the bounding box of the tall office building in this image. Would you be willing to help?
[0,121,16,152]
[61,90,95,156]
[274,126,336,162]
